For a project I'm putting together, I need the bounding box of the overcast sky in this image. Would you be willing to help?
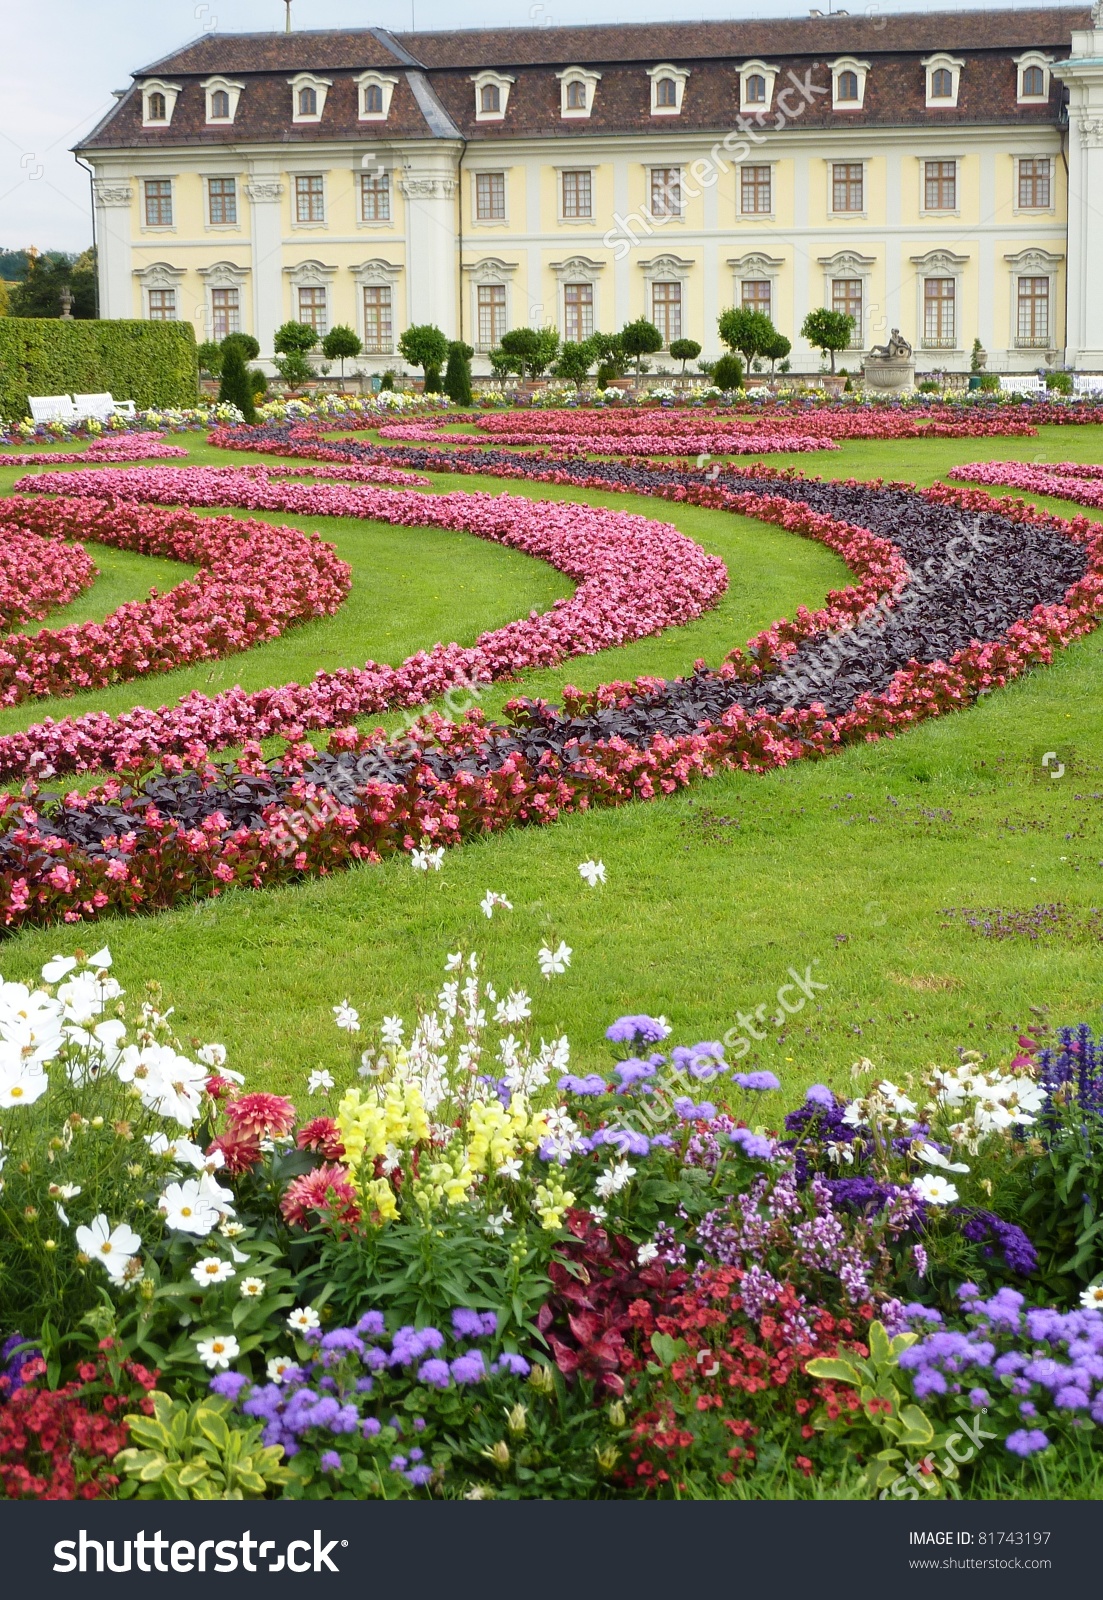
[0,0,1083,252]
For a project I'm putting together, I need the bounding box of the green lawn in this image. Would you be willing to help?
[1,423,1101,1105]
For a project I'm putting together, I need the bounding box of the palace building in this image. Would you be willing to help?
[75,8,1103,374]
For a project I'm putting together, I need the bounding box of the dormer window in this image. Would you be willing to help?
[471,71,514,122]
[738,60,779,114]
[656,78,677,106]
[355,71,397,121]
[830,57,870,110]
[288,73,331,123]
[557,67,601,119]
[365,84,383,114]
[922,53,963,108]
[141,79,182,128]
[148,92,166,122]
[1014,53,1053,102]
[648,63,689,116]
[202,76,243,124]
[211,90,229,119]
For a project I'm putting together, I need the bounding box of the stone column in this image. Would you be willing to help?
[92,177,134,320]
[246,168,286,359]
[1054,14,1103,369]
[399,145,462,335]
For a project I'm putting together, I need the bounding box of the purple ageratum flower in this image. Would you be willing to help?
[452,1309,486,1339]
[493,1352,531,1377]
[417,1359,451,1389]
[1005,1429,1050,1458]
[209,1371,249,1401]
[362,1346,388,1371]
[558,1073,608,1096]
[355,1311,386,1338]
[911,1369,948,1398]
[319,1450,342,1473]
[612,1058,656,1091]
[805,1085,836,1110]
[729,1128,773,1160]
[733,1071,781,1092]
[362,1417,382,1438]
[405,1465,433,1487]
[355,1377,374,1394]
[414,1417,426,1432]
[450,1352,487,1384]
[320,1329,365,1356]
[1054,1386,1090,1410]
[606,1015,670,1045]
[968,1388,990,1408]
[390,1455,408,1472]
[673,1097,717,1121]
[409,1448,424,1462]
[672,1043,726,1081]
[479,1312,498,1337]
[1019,1401,1038,1418]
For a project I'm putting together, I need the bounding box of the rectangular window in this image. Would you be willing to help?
[211,288,240,340]
[147,288,177,321]
[1018,157,1051,209]
[363,285,392,353]
[741,165,772,214]
[475,172,506,221]
[1017,276,1050,344]
[923,277,955,346]
[831,162,863,213]
[651,281,682,346]
[742,279,772,318]
[297,285,328,335]
[144,179,173,228]
[207,177,237,226]
[563,281,594,342]
[560,170,592,219]
[294,174,325,224]
[360,172,390,222]
[923,160,956,211]
[649,167,682,219]
[832,277,863,340]
[477,284,507,347]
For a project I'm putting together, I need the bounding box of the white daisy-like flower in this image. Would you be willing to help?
[332,1002,360,1034]
[240,1276,266,1298]
[916,1142,971,1174]
[637,1242,660,1266]
[196,1334,240,1371]
[308,1069,335,1096]
[480,891,513,919]
[190,1257,235,1287]
[196,1043,228,1068]
[158,1180,221,1237]
[75,1214,141,1283]
[578,859,606,888]
[537,942,572,979]
[267,1355,298,1383]
[1079,1284,1103,1311]
[911,1174,960,1206]
[287,1305,321,1332]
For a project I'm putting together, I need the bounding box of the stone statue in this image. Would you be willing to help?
[868,328,912,362]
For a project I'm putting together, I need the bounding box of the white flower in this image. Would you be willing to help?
[381,1015,405,1048]
[197,1172,236,1215]
[147,1132,224,1172]
[916,1143,971,1174]
[159,1180,221,1237]
[219,1220,246,1239]
[637,1242,660,1266]
[494,990,532,1026]
[197,1043,227,1068]
[240,1276,265,1298]
[56,970,123,1026]
[75,1215,141,1283]
[87,946,112,970]
[445,952,464,972]
[411,845,445,872]
[496,1158,523,1180]
[42,955,78,983]
[578,859,606,887]
[484,1209,513,1237]
[1079,1284,1103,1311]
[267,1355,298,1382]
[595,1160,636,1200]
[288,1305,321,1332]
[589,1206,607,1224]
[308,1069,335,1096]
[480,891,513,919]
[49,1182,81,1201]
[911,1174,960,1206]
[332,1002,360,1034]
[191,1257,235,1287]
[117,1042,207,1128]
[0,1060,48,1110]
[537,942,572,979]
[196,1334,240,1371]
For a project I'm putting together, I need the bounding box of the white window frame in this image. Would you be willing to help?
[202,76,244,125]
[818,249,875,349]
[355,71,398,122]
[472,169,509,226]
[141,79,182,128]
[358,166,392,226]
[352,259,402,355]
[557,166,595,223]
[205,174,240,229]
[551,255,605,339]
[1014,52,1053,105]
[1014,153,1055,215]
[917,155,961,217]
[921,54,964,109]
[647,164,685,222]
[198,260,249,341]
[463,258,517,352]
[292,172,327,228]
[738,60,780,115]
[911,249,968,351]
[639,254,692,348]
[288,73,332,124]
[648,63,689,117]
[738,160,776,219]
[556,67,601,120]
[134,261,185,321]
[728,251,784,322]
[472,71,515,122]
[141,176,176,232]
[1005,247,1063,350]
[827,158,868,219]
[829,57,870,111]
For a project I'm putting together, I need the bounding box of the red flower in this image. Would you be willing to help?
[206,1130,262,1176]
[280,1163,361,1229]
[296,1117,346,1160]
[223,1091,296,1141]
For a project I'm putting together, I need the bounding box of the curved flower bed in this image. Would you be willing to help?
[0,433,188,467]
[947,459,1103,510]
[0,495,350,707]
[0,472,726,778]
[0,531,98,633]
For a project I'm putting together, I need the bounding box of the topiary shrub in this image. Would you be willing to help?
[711,353,744,392]
[221,332,261,363]
[0,319,198,421]
[217,340,257,423]
[443,341,474,405]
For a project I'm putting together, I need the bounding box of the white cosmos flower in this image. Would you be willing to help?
[117,1042,207,1128]
[196,1334,240,1371]
[332,1001,360,1033]
[911,1174,960,1206]
[287,1305,320,1332]
[87,947,112,970]
[537,942,572,979]
[578,859,606,887]
[307,1069,334,1095]
[0,989,64,1066]
[240,1277,265,1298]
[0,1060,48,1110]
[49,1183,81,1201]
[56,970,123,1026]
[479,891,513,919]
[190,1257,235,1287]
[197,1043,227,1068]
[75,1214,142,1283]
[916,1143,971,1174]
[1079,1284,1103,1311]
[42,955,78,983]
[159,1180,221,1237]
[147,1133,224,1172]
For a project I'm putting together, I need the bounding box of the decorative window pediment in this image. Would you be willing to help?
[462,256,519,285]
[738,60,780,114]
[351,257,402,287]
[202,76,244,124]
[1014,52,1054,103]
[556,67,601,119]
[472,71,515,121]
[134,260,185,290]
[355,71,398,122]
[648,64,689,116]
[197,260,248,288]
[638,253,694,281]
[284,258,337,289]
[922,54,964,108]
[141,79,182,128]
[829,57,870,110]
[550,254,605,282]
[288,73,332,123]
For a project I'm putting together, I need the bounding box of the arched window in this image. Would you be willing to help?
[364,82,383,115]
[566,80,587,110]
[837,70,859,102]
[1022,64,1045,97]
[656,76,678,107]
[480,82,500,113]
[745,73,766,105]
[931,67,953,99]
[298,86,317,117]
[211,89,230,119]
[148,91,167,121]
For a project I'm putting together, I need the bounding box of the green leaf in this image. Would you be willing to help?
[138,1457,168,1483]
[177,1463,209,1489]
[650,1332,687,1367]
[868,1321,892,1368]
[805,1357,861,1385]
[898,1406,935,1447]
[196,1407,231,1452]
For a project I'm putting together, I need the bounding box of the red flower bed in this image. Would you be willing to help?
[0,494,350,706]
[0,432,188,467]
[947,459,1103,509]
[0,528,98,632]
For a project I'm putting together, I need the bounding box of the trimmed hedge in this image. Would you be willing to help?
[0,320,199,421]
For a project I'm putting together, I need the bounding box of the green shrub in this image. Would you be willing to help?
[0,319,198,421]
[977,372,1000,393]
[711,353,744,391]
[116,1393,289,1501]
[322,325,362,377]
[379,370,395,391]
[443,340,474,405]
[274,349,314,392]
[273,321,318,357]
[1046,370,1073,395]
[196,341,223,378]
[218,340,257,423]
[221,332,261,363]
[250,367,268,398]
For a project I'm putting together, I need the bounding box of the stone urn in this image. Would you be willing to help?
[861,330,915,396]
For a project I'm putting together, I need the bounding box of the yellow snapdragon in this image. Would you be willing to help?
[533,1172,576,1232]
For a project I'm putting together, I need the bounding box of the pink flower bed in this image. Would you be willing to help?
[0,472,726,779]
[0,530,98,633]
[0,495,350,707]
[947,459,1103,509]
[0,432,188,467]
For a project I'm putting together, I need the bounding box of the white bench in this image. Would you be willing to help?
[71,393,138,421]
[998,375,1046,395]
[28,395,80,424]
[1073,374,1103,396]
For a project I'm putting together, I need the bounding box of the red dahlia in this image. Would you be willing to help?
[223,1091,296,1141]
[280,1163,361,1229]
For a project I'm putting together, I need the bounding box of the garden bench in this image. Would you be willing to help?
[998,375,1046,395]
[28,395,80,424]
[1073,374,1103,396]
[71,393,138,421]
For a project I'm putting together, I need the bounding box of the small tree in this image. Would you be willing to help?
[196,341,223,377]
[398,323,449,388]
[711,353,744,392]
[553,338,597,388]
[488,348,515,384]
[591,331,629,388]
[668,338,701,378]
[273,321,318,357]
[762,330,791,375]
[217,339,257,423]
[221,332,261,362]
[498,326,543,381]
[322,325,362,378]
[620,317,663,380]
[443,340,474,405]
[718,306,776,370]
[800,307,854,374]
